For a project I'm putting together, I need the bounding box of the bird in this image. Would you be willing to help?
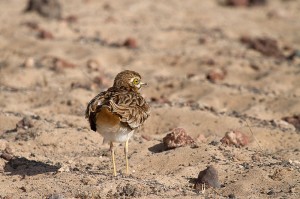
[85,70,150,176]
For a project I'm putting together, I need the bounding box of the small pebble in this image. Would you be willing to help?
[224,0,267,7]
[20,186,27,192]
[123,37,138,49]
[64,15,78,23]
[206,68,227,83]
[38,29,54,40]
[23,57,35,68]
[16,116,34,130]
[86,59,101,71]
[48,193,65,199]
[267,189,274,195]
[240,36,283,58]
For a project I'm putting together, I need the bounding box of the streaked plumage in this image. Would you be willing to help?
[85,70,150,176]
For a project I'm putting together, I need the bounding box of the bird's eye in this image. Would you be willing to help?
[133,78,140,85]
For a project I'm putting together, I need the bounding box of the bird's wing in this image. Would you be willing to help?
[109,91,150,129]
[85,91,109,131]
[86,89,150,131]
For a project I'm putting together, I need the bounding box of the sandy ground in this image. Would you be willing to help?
[0,0,300,198]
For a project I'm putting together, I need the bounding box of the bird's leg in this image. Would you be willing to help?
[110,142,117,177]
[124,139,129,175]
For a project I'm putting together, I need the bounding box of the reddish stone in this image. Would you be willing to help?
[163,128,195,150]
[123,38,138,49]
[220,130,249,147]
[38,29,54,40]
[206,68,227,83]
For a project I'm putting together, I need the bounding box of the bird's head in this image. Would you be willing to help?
[113,70,147,92]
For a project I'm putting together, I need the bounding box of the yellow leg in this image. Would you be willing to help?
[124,139,129,175]
[110,142,117,177]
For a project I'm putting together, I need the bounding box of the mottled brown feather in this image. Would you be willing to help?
[85,70,150,133]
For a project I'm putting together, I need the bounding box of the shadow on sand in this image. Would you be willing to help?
[3,157,60,176]
[148,142,165,153]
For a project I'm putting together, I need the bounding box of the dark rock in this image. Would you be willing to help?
[228,193,236,198]
[267,189,275,195]
[225,0,267,7]
[37,29,54,40]
[20,186,27,192]
[240,36,283,58]
[194,165,221,189]
[25,0,62,19]
[123,37,138,49]
[16,116,34,130]
[286,50,300,60]
[209,140,219,146]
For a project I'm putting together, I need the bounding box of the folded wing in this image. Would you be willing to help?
[86,89,150,131]
[109,92,150,129]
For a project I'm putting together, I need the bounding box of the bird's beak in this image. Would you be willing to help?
[140,82,148,87]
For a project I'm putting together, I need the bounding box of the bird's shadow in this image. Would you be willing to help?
[188,177,198,184]
[148,142,166,153]
[3,157,60,176]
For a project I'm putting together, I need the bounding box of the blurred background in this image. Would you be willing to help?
[0,0,300,198]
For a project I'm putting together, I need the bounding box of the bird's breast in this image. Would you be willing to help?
[96,107,133,143]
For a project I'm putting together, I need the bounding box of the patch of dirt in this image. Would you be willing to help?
[0,0,300,198]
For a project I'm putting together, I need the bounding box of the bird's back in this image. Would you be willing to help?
[85,87,150,142]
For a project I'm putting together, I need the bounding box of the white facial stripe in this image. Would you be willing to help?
[130,77,135,83]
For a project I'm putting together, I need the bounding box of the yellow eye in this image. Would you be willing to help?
[133,78,140,85]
